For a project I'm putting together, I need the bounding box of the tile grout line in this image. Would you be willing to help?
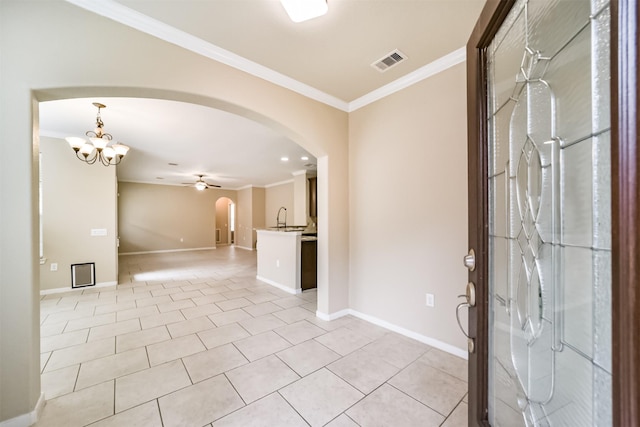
[439,395,468,426]
[276,390,313,427]
[385,380,452,419]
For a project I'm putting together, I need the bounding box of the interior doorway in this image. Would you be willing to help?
[215,197,234,246]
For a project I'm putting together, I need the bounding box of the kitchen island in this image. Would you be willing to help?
[255,229,317,294]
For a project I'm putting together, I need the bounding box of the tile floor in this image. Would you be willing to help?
[37,247,468,427]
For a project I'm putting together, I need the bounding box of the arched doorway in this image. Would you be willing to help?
[215,197,235,246]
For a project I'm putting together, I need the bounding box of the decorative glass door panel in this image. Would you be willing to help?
[486,1,611,425]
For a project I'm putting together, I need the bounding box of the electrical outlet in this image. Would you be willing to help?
[276,259,280,268]
[50,263,58,272]
[426,293,435,307]
[180,238,184,242]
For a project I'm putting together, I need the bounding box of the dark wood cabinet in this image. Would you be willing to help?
[308,177,317,219]
[301,240,317,290]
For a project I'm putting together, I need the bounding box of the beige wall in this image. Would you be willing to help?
[292,172,308,226]
[40,137,118,291]
[215,197,232,245]
[256,230,301,292]
[236,186,267,250]
[252,187,266,249]
[265,181,294,227]
[349,62,469,351]
[118,182,237,254]
[236,187,253,250]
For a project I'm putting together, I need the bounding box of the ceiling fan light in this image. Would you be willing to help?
[66,137,86,151]
[112,143,130,157]
[280,0,327,23]
[195,181,207,191]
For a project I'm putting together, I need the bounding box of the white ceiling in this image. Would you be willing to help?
[39,0,485,189]
[39,98,315,189]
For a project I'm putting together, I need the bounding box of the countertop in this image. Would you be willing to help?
[256,228,317,241]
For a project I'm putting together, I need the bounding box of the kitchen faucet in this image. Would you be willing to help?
[276,207,287,229]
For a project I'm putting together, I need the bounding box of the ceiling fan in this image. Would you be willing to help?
[182,174,221,191]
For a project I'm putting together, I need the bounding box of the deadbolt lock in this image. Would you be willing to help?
[463,249,476,271]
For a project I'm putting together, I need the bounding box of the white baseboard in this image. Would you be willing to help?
[315,308,468,360]
[256,276,301,295]
[0,392,45,427]
[119,247,216,256]
[235,245,254,251]
[40,281,117,296]
[315,309,350,321]
[118,246,216,255]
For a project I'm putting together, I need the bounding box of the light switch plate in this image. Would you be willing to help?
[426,293,435,307]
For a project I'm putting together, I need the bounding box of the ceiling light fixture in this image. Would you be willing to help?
[281,156,289,162]
[301,156,309,161]
[65,102,130,167]
[280,0,327,23]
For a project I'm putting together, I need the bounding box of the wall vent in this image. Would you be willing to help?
[371,49,407,72]
[71,262,95,288]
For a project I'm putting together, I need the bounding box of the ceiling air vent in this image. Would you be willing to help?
[371,49,407,72]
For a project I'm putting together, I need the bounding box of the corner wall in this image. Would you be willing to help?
[349,63,469,352]
[40,137,118,291]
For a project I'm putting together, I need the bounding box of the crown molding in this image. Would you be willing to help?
[235,185,256,191]
[265,179,295,188]
[65,0,349,112]
[347,47,466,112]
[64,1,465,114]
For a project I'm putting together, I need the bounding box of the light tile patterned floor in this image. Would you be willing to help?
[37,247,468,427]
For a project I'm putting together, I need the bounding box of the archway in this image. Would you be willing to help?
[33,87,332,310]
[215,197,235,246]
[33,88,334,316]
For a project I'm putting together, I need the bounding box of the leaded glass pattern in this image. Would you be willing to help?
[486,1,612,425]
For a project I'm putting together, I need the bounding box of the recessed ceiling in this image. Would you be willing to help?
[42,0,486,188]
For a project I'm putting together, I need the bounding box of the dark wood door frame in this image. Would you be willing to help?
[465,1,640,425]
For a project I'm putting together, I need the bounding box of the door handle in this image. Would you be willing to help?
[456,282,476,353]
[456,302,470,338]
[463,248,476,271]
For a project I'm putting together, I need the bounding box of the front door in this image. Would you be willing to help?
[465,0,639,425]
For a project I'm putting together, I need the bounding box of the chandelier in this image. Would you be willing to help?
[65,102,130,166]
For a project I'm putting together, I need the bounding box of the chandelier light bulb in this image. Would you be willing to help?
[112,143,130,157]
[90,137,109,151]
[102,147,116,161]
[79,143,95,157]
[65,137,86,151]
